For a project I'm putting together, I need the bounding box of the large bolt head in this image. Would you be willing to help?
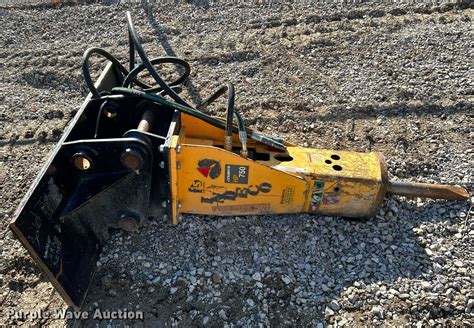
[121,148,143,171]
[72,152,93,171]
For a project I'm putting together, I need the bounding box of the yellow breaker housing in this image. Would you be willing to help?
[169,114,387,223]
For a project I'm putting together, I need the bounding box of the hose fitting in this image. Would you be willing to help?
[224,135,233,151]
[239,131,248,158]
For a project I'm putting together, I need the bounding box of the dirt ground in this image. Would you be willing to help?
[0,1,473,327]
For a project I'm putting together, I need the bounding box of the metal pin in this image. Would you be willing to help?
[121,148,143,171]
[387,181,469,201]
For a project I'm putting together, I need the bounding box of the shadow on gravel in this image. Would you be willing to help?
[142,3,204,106]
[65,198,468,327]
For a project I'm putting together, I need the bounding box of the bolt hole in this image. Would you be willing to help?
[325,159,332,164]
[332,165,343,171]
[331,154,340,160]
[274,154,293,162]
[72,153,92,171]
[103,106,117,118]
[334,187,340,192]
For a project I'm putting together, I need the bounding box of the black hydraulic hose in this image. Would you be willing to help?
[122,57,190,92]
[128,32,135,72]
[82,47,129,98]
[233,111,245,132]
[197,83,238,139]
[126,11,192,108]
[82,47,154,97]
[112,87,232,131]
[111,87,286,150]
[80,12,285,151]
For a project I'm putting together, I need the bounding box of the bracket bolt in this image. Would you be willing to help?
[72,152,93,171]
[121,148,143,171]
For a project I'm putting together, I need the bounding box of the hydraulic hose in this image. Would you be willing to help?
[81,11,286,152]
[82,47,166,97]
[111,87,285,151]
[122,57,190,92]
[125,11,192,108]
[197,83,239,151]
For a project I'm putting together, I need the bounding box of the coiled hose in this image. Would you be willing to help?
[82,11,285,153]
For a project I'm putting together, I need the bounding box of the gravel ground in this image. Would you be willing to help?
[1,1,473,327]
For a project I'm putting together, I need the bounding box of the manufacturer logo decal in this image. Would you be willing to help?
[201,182,271,204]
[197,159,221,179]
[189,180,204,193]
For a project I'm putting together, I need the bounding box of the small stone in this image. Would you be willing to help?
[247,299,255,307]
[399,293,410,300]
[389,204,399,214]
[322,284,330,292]
[421,281,432,291]
[252,272,262,281]
[282,276,291,285]
[202,316,210,325]
[218,309,228,320]
[371,305,384,319]
[454,260,463,267]
[466,299,473,313]
[325,306,334,317]
[212,272,222,283]
[329,300,340,311]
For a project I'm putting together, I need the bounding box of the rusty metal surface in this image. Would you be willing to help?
[387,181,469,201]
[137,110,155,133]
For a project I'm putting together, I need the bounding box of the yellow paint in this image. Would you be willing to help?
[176,145,308,216]
[169,115,387,221]
[168,135,180,224]
[278,147,387,217]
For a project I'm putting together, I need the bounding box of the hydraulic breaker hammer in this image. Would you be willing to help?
[9,12,469,308]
